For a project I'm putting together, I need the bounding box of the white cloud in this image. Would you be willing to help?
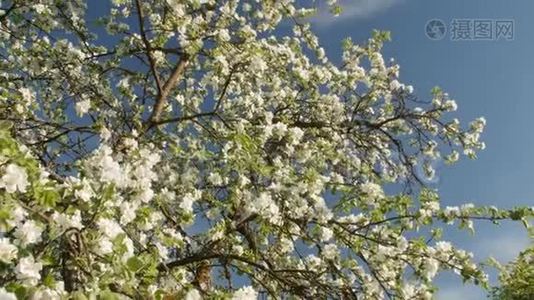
[311,0,402,26]
[476,234,529,262]
[432,226,531,300]
[436,230,530,300]
[437,284,485,300]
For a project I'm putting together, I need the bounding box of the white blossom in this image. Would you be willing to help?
[0,238,18,263]
[319,227,334,242]
[100,127,112,142]
[101,156,123,184]
[322,244,339,260]
[15,256,42,285]
[96,237,114,255]
[0,288,16,300]
[0,2,518,297]
[247,192,280,224]
[75,99,91,116]
[74,179,94,202]
[232,286,257,300]
[250,56,267,73]
[232,244,244,256]
[122,237,135,261]
[184,289,202,300]
[444,206,460,218]
[7,205,27,228]
[179,192,198,213]
[120,201,137,225]
[52,210,83,230]
[423,258,439,280]
[435,241,452,253]
[360,182,384,201]
[135,188,154,203]
[14,220,42,246]
[207,172,223,186]
[31,288,61,300]
[444,99,458,111]
[0,164,29,193]
[97,218,123,239]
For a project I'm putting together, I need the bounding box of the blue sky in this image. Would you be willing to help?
[309,0,533,298]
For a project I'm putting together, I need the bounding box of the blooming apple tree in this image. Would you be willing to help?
[0,0,532,299]
[490,241,534,300]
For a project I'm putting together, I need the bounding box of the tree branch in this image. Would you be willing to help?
[134,0,163,94]
[147,54,190,127]
[151,111,215,127]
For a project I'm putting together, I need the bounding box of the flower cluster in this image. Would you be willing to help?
[0,1,531,299]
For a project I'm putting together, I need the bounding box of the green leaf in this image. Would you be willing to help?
[126,256,144,273]
[99,290,121,300]
[42,273,56,288]
[33,185,60,207]
[330,5,343,16]
[71,291,89,300]
[431,86,443,97]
